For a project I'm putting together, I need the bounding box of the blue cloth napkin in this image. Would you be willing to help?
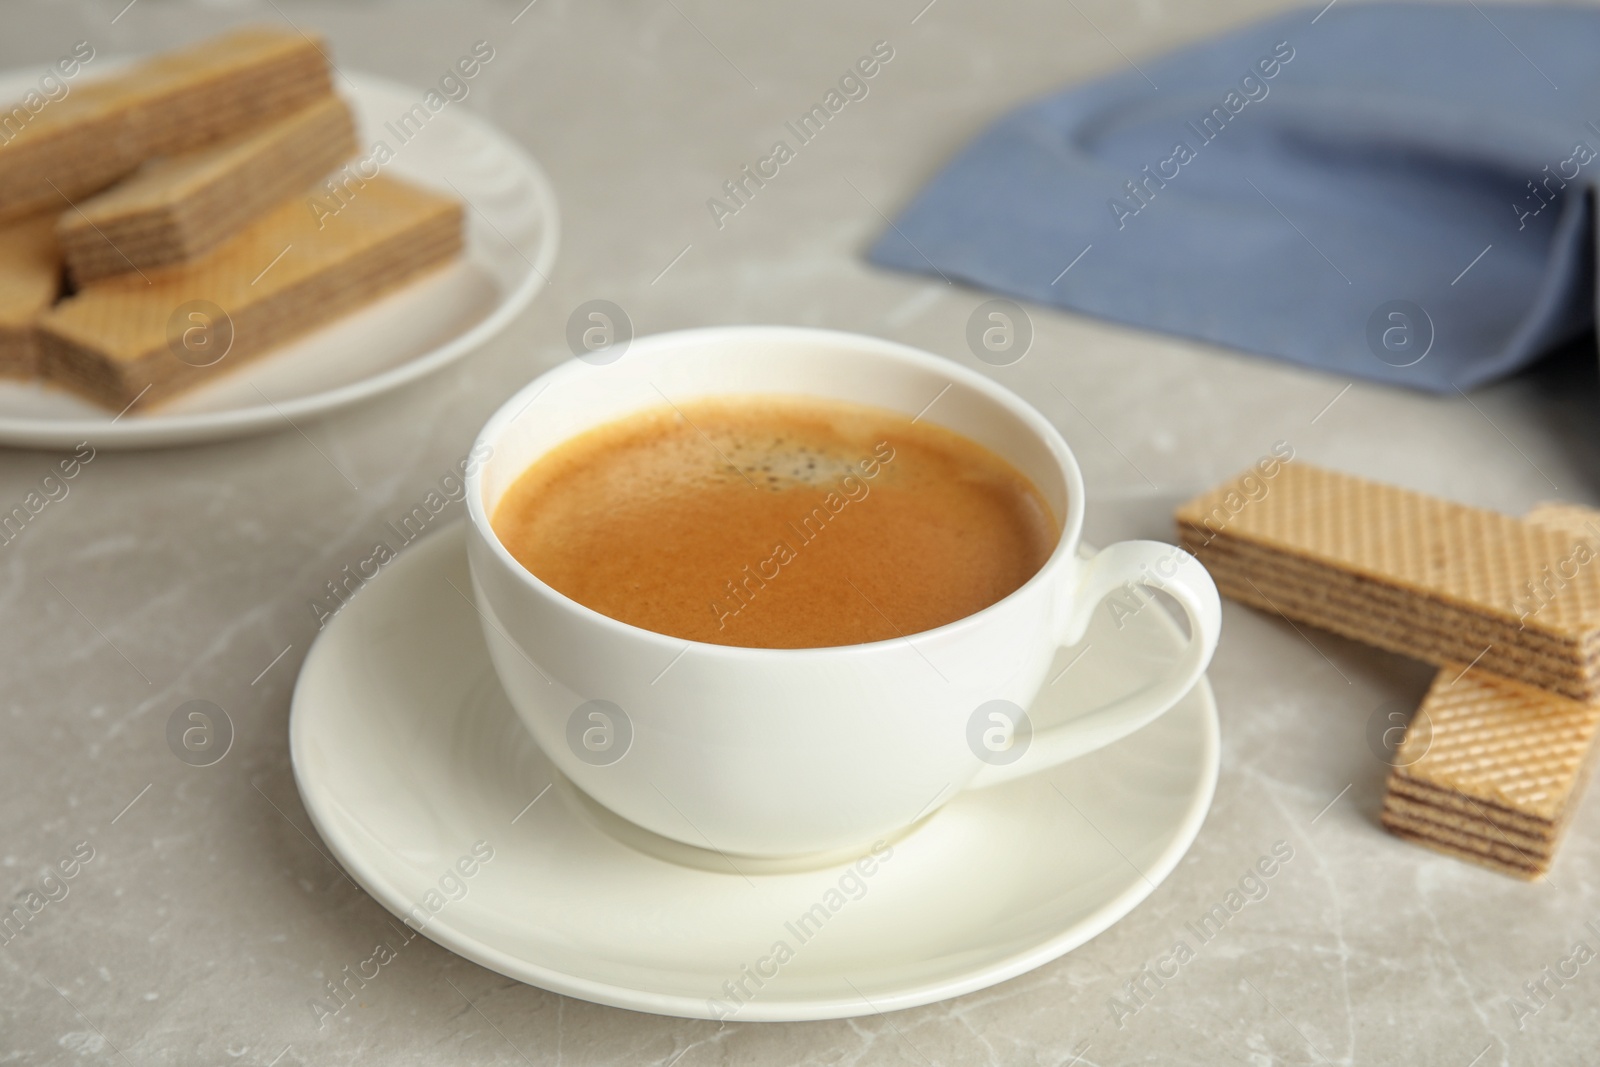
[869,2,1600,392]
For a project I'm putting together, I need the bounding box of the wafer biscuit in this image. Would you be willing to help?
[59,96,357,283]
[0,28,332,220]
[37,175,461,410]
[1178,537,1588,682]
[1176,463,1600,700]
[0,214,62,376]
[1375,503,1600,879]
[1378,663,1600,879]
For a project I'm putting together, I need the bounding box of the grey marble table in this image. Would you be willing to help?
[2,1,1597,1063]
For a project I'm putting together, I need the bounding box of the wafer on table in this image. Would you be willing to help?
[1381,664,1600,879]
[0,214,62,377]
[37,175,461,410]
[1379,503,1600,879]
[58,96,357,283]
[0,27,333,220]
[1176,462,1600,701]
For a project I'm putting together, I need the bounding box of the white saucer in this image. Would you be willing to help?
[0,70,559,450]
[290,522,1219,1021]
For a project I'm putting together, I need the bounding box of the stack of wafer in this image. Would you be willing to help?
[0,27,463,412]
[40,177,460,409]
[1381,664,1600,879]
[1177,464,1600,878]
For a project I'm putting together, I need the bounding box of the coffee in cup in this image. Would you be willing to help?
[489,396,1058,649]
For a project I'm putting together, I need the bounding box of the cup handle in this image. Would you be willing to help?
[969,540,1221,788]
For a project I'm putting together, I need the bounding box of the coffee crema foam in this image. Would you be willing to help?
[491,396,1059,649]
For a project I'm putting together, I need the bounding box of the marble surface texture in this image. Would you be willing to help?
[2,0,1598,1063]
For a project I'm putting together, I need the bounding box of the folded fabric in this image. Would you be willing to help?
[869,2,1600,392]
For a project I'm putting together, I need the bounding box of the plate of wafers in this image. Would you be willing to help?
[0,28,559,449]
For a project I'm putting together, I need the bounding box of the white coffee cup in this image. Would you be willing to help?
[466,326,1221,858]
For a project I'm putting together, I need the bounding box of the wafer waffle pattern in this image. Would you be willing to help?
[38,175,461,410]
[1380,666,1600,879]
[0,214,62,377]
[1176,463,1600,701]
[59,96,357,282]
[0,28,332,220]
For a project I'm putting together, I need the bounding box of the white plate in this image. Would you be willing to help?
[290,522,1219,1021]
[0,70,559,450]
